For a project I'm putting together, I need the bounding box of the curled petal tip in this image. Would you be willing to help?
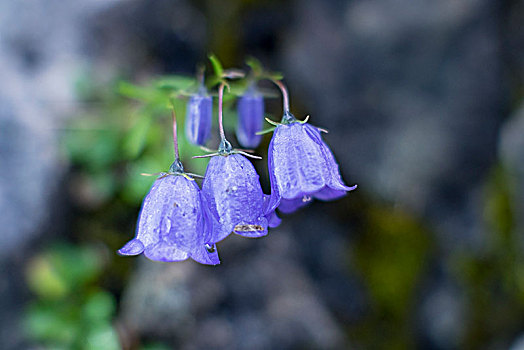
[266,211,282,228]
[191,244,221,265]
[118,239,145,256]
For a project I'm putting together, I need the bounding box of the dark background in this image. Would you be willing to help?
[1,0,524,349]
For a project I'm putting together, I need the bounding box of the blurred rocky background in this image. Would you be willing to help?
[1,0,523,349]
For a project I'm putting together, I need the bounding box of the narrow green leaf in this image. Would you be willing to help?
[208,54,223,77]
[118,82,153,101]
[122,114,151,158]
[154,76,195,91]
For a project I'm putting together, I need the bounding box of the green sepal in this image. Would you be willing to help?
[264,117,280,127]
[256,127,276,135]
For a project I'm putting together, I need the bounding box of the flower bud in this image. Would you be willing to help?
[236,86,264,148]
[185,87,212,145]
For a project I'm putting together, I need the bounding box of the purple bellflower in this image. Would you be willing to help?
[201,141,280,243]
[266,81,357,214]
[185,84,212,146]
[196,82,280,244]
[118,169,219,264]
[236,84,264,148]
[119,110,219,265]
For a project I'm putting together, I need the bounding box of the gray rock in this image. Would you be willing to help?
[499,101,524,242]
[0,1,121,347]
[281,0,506,249]
[417,277,466,350]
[120,230,348,349]
[510,333,524,350]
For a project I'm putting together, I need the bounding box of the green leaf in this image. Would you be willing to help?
[84,324,120,350]
[24,302,78,344]
[246,56,263,76]
[49,244,103,290]
[140,343,171,350]
[63,126,119,170]
[118,81,154,101]
[26,256,69,299]
[154,76,195,92]
[122,114,151,159]
[267,71,284,81]
[82,291,116,324]
[208,54,224,77]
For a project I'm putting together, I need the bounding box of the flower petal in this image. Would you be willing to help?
[202,154,267,243]
[144,242,189,262]
[122,174,215,265]
[270,123,327,199]
[185,94,212,145]
[190,244,220,265]
[134,176,176,249]
[304,123,356,192]
[236,92,264,148]
[265,135,282,213]
[117,238,144,256]
[313,186,351,201]
[265,209,282,228]
[163,176,204,251]
[278,196,311,214]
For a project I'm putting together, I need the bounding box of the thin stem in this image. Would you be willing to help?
[197,64,205,86]
[271,79,290,113]
[218,82,226,141]
[171,109,180,160]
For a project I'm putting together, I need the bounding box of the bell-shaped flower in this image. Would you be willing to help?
[118,166,219,265]
[267,114,357,214]
[185,85,212,146]
[201,147,280,244]
[236,85,264,148]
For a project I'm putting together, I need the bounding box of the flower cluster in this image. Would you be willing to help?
[118,60,356,265]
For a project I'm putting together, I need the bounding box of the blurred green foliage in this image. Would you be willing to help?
[24,243,120,349]
[454,165,524,349]
[64,75,212,206]
[351,205,431,350]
